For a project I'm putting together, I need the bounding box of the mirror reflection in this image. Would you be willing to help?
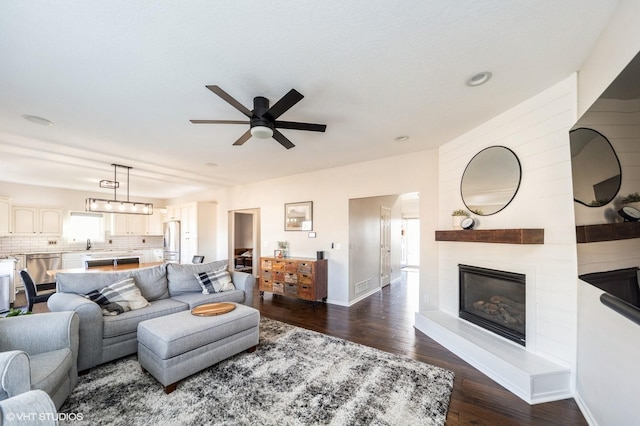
[569,128,621,207]
[461,146,521,216]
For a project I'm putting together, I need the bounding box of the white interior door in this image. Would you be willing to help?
[380,206,391,287]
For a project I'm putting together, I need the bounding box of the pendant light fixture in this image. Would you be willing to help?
[86,164,153,215]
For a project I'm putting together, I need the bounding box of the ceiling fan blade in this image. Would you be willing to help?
[275,121,327,132]
[264,89,304,120]
[206,85,252,118]
[190,120,249,124]
[232,129,253,146]
[272,129,295,149]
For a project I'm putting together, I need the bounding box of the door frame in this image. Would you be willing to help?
[228,208,260,276]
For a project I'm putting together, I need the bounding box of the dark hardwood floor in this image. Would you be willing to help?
[23,270,586,425]
[251,270,587,426]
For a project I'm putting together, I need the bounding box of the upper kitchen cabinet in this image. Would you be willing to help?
[110,211,164,236]
[12,206,63,235]
[0,198,11,235]
[111,213,145,235]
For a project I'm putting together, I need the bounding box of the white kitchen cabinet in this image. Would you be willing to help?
[0,198,12,235]
[145,211,163,235]
[178,201,216,263]
[62,252,89,269]
[12,206,63,235]
[111,214,146,235]
[165,205,181,221]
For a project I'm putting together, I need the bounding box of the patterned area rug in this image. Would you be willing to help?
[61,317,454,425]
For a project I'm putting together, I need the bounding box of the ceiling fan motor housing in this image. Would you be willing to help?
[250,96,274,130]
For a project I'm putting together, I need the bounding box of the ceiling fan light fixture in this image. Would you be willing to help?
[250,125,273,139]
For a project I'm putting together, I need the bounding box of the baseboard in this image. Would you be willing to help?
[573,390,598,426]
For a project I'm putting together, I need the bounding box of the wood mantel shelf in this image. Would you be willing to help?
[575,222,640,243]
[435,229,544,244]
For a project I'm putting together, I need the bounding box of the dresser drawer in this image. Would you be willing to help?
[298,285,313,300]
[272,260,286,271]
[298,274,313,285]
[260,270,272,279]
[298,262,313,274]
[284,261,298,273]
[284,273,297,284]
[273,271,284,282]
[260,278,273,292]
[285,283,298,296]
[272,282,284,294]
[261,259,272,270]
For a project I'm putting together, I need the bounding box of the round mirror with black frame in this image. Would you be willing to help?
[460,146,522,216]
[569,128,621,207]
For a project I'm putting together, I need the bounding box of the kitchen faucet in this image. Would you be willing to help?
[86,238,92,250]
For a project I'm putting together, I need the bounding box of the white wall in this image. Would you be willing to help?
[224,150,438,306]
[349,195,402,301]
[433,75,579,369]
[573,2,640,421]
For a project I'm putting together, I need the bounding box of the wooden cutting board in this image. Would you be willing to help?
[191,302,236,316]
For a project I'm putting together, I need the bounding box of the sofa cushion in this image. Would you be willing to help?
[102,298,188,338]
[29,348,73,396]
[170,289,245,309]
[195,268,234,294]
[56,264,169,302]
[167,260,228,295]
[83,277,150,316]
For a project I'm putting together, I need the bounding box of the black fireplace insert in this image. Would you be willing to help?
[459,264,526,345]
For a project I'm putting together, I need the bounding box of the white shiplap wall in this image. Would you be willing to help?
[433,74,579,368]
[573,98,640,275]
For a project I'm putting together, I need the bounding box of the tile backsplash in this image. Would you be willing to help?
[0,233,163,255]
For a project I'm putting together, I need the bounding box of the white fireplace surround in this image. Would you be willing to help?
[415,261,572,404]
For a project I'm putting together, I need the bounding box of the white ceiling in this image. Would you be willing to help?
[0,1,620,200]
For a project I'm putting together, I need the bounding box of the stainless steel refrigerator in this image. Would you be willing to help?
[163,221,181,263]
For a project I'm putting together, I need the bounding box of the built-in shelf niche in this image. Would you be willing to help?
[575,222,640,243]
[435,229,544,244]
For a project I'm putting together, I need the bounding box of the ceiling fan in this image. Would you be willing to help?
[190,85,327,149]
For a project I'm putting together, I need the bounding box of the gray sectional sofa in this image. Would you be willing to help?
[47,260,255,372]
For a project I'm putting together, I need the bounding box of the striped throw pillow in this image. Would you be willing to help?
[195,268,235,294]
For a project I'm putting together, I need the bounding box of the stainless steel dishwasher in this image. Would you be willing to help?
[26,253,62,285]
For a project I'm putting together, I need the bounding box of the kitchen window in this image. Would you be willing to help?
[65,212,105,242]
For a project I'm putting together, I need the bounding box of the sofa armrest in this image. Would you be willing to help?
[0,351,30,399]
[47,293,102,372]
[0,389,58,425]
[0,312,78,356]
[231,271,255,306]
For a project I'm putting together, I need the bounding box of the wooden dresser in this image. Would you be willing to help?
[259,256,328,303]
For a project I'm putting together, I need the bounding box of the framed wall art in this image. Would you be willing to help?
[285,201,313,231]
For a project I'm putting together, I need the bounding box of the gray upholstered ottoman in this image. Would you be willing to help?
[137,303,260,393]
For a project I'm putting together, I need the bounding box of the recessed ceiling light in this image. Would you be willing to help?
[22,114,54,126]
[466,71,492,87]
[205,162,218,167]
[394,135,410,142]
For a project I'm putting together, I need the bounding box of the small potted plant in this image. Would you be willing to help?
[451,209,469,229]
[621,192,640,209]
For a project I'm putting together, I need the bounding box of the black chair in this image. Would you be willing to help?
[192,255,204,264]
[20,270,53,312]
[85,259,115,268]
[115,257,140,265]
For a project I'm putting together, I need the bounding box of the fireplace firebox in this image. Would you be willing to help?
[459,264,526,346]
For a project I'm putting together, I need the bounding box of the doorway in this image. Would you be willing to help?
[228,209,260,276]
